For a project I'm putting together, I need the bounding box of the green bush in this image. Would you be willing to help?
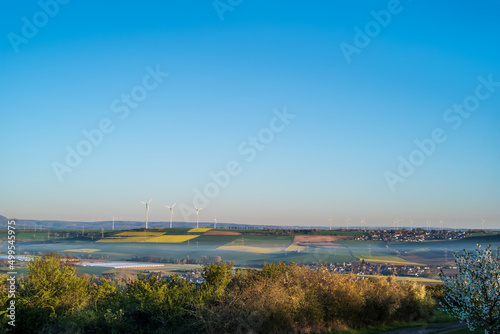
[117,273,205,333]
[0,254,436,333]
[15,255,94,333]
[425,285,445,303]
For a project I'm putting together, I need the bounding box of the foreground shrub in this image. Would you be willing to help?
[1,255,436,333]
[117,273,207,333]
[15,254,95,333]
[3,254,116,334]
[425,285,445,303]
[196,263,436,333]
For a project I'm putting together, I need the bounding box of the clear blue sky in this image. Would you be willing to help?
[1,0,499,229]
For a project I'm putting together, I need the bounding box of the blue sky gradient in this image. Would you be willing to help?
[1,0,499,228]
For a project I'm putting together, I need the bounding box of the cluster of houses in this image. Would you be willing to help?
[310,261,438,278]
[179,261,441,284]
[181,269,206,283]
[356,228,468,242]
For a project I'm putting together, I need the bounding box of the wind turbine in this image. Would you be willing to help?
[481,218,485,231]
[138,197,155,229]
[328,215,334,230]
[162,202,177,228]
[361,217,366,231]
[409,219,413,231]
[345,215,351,230]
[393,218,399,230]
[214,216,217,229]
[193,204,204,228]
[439,218,444,231]
[426,219,431,231]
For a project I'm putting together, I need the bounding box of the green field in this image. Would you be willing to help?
[354,254,423,265]
[229,234,294,246]
[355,274,440,284]
[316,230,365,236]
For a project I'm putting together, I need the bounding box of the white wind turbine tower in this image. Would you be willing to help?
[426,219,431,231]
[409,219,413,231]
[214,216,217,229]
[138,197,154,229]
[481,218,485,231]
[193,204,204,228]
[361,217,366,231]
[345,215,351,230]
[439,218,444,231]
[393,218,399,230]
[162,202,177,228]
[328,215,334,230]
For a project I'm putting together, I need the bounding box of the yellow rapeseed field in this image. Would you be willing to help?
[115,231,165,237]
[188,228,212,233]
[63,249,100,253]
[98,236,154,243]
[283,244,305,252]
[145,235,200,243]
[98,235,199,243]
[217,245,282,254]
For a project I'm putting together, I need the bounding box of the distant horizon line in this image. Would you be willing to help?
[1,216,497,231]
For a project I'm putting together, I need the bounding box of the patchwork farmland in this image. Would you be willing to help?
[2,228,500,278]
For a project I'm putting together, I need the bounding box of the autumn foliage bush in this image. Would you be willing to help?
[197,263,435,333]
[1,255,436,333]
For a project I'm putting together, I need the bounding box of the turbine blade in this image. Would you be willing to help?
[172,202,177,208]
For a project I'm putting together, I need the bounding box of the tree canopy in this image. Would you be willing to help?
[439,244,500,334]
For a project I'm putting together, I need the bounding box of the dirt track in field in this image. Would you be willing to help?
[380,321,465,334]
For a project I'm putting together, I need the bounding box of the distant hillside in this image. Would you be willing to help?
[0,217,283,230]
